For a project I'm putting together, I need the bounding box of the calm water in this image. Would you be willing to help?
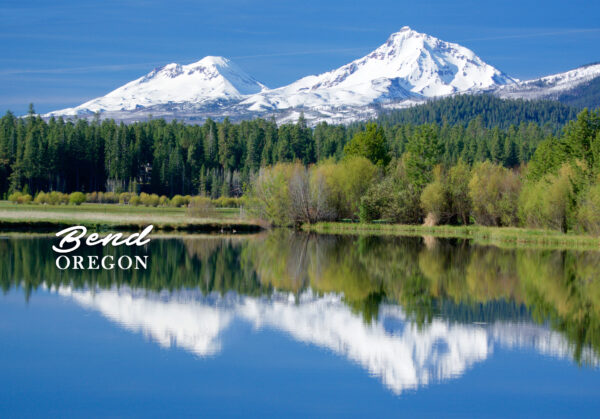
[1,231,600,417]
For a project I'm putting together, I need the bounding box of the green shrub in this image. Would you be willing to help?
[359,183,387,222]
[359,176,421,223]
[358,158,423,224]
[419,161,472,226]
[159,195,170,206]
[101,192,118,204]
[69,192,86,206]
[85,192,118,204]
[139,192,159,207]
[519,164,575,232]
[149,194,160,207]
[119,192,135,205]
[420,180,445,225]
[107,192,119,204]
[317,156,379,219]
[47,191,68,205]
[8,191,23,203]
[129,195,141,206]
[170,195,186,207]
[447,160,472,225]
[288,164,337,224]
[213,196,245,208]
[576,181,600,234]
[469,161,521,226]
[17,193,32,204]
[247,163,296,226]
[86,192,98,203]
[34,191,49,204]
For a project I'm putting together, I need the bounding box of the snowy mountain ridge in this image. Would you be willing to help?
[47,56,267,116]
[496,62,600,101]
[44,27,600,125]
[242,26,515,113]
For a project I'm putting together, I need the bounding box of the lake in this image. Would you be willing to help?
[1,231,599,417]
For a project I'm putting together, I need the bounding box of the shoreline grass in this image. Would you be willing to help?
[0,201,263,233]
[4,201,600,249]
[303,222,600,251]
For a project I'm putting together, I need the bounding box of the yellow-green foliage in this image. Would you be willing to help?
[317,156,379,219]
[85,191,118,203]
[33,191,48,205]
[98,192,118,204]
[469,161,521,226]
[19,194,32,204]
[577,181,600,235]
[6,189,245,211]
[139,193,160,207]
[86,192,98,203]
[119,192,135,204]
[68,192,86,206]
[519,164,575,232]
[8,191,21,203]
[170,194,186,207]
[248,163,297,226]
[420,182,444,223]
[159,195,170,206]
[420,162,472,226]
[213,196,245,208]
[51,191,69,205]
[129,195,141,206]
[447,160,472,225]
[420,166,446,223]
[248,160,370,225]
[32,191,69,205]
[8,191,33,204]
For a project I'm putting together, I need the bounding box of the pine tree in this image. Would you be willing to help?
[343,122,390,167]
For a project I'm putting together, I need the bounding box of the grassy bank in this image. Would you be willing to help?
[0,201,263,233]
[304,222,600,250]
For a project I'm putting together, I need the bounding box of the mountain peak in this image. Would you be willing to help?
[242,26,515,114]
[387,26,424,41]
[394,25,418,35]
[46,28,523,123]
[189,55,231,68]
[46,56,266,116]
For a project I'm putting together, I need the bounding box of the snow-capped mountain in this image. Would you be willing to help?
[47,56,267,116]
[495,62,600,101]
[43,27,598,125]
[242,26,515,113]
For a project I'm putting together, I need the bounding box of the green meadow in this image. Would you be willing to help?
[0,201,262,233]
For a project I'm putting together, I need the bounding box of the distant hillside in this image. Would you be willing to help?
[376,95,580,132]
[494,62,600,111]
[555,76,600,110]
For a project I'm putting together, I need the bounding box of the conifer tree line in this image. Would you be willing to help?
[249,108,600,234]
[374,94,580,131]
[0,96,561,199]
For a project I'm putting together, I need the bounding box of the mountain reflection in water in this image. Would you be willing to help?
[54,285,596,395]
[2,230,600,394]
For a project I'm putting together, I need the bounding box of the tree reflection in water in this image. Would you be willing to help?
[1,230,599,394]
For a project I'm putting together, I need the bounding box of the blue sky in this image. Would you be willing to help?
[1,0,599,114]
